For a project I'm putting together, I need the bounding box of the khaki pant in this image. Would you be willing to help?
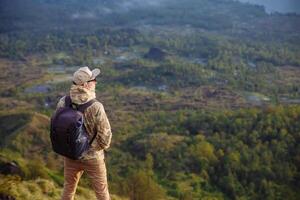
[61,157,110,200]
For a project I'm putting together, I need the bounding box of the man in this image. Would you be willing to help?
[56,66,112,200]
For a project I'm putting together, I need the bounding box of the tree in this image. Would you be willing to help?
[188,139,217,173]
[124,170,166,200]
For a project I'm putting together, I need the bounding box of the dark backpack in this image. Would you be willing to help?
[50,96,97,160]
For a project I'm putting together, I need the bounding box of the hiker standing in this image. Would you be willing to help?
[54,66,112,200]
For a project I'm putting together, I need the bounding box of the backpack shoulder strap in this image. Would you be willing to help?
[77,99,98,145]
[77,99,98,113]
[64,96,72,107]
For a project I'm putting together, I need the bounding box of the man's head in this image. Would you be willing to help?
[72,66,100,90]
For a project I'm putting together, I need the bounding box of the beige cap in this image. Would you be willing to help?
[72,66,101,85]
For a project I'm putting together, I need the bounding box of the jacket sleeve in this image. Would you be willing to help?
[94,103,112,150]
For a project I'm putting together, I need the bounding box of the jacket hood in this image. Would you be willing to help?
[69,84,96,105]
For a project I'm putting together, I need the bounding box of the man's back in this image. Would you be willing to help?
[56,93,112,160]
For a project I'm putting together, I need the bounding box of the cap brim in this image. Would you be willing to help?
[91,68,101,80]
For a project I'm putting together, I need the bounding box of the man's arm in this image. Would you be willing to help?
[94,103,112,150]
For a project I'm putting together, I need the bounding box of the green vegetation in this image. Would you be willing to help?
[1,105,299,199]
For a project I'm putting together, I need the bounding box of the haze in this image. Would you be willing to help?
[238,0,300,14]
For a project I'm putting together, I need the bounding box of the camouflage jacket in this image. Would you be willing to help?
[56,84,112,160]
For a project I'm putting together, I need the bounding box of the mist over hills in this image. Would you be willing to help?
[0,0,269,33]
[238,0,300,14]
